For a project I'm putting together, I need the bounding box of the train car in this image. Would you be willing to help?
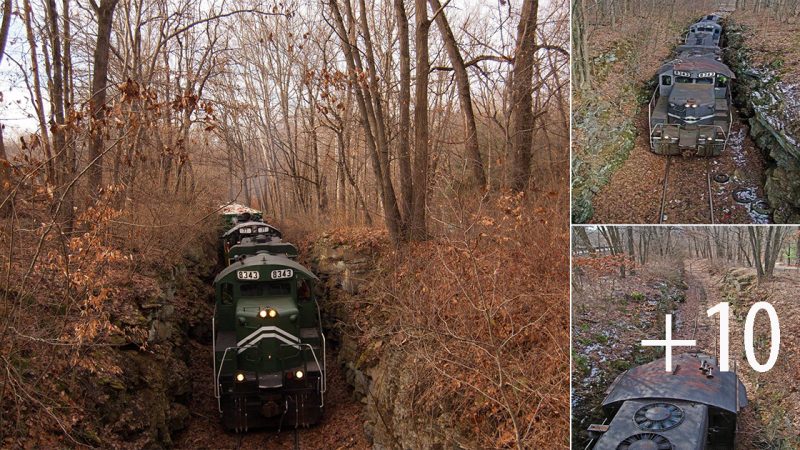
[213,253,326,432]
[220,203,263,230]
[227,235,299,265]
[649,15,735,156]
[586,353,747,449]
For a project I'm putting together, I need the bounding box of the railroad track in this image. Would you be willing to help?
[234,428,300,450]
[657,156,716,224]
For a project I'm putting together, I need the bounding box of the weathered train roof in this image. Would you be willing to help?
[602,353,748,414]
[222,221,282,238]
[658,56,735,78]
[215,253,318,283]
[232,236,299,255]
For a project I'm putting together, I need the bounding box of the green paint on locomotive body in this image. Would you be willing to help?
[213,253,322,388]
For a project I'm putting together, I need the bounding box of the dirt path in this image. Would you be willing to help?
[673,260,718,356]
[675,260,800,448]
[590,108,769,224]
[174,340,369,450]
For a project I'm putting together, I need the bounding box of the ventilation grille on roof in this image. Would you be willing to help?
[616,433,673,450]
[634,402,684,431]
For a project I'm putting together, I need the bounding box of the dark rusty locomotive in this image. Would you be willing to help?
[649,15,735,156]
[587,353,747,449]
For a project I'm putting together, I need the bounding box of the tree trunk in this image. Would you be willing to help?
[626,226,635,273]
[509,0,539,192]
[428,0,486,189]
[572,0,590,89]
[88,0,120,194]
[0,0,11,216]
[410,0,431,239]
[748,227,765,280]
[394,0,413,226]
[23,0,55,183]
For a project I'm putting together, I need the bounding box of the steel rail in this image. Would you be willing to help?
[658,156,673,224]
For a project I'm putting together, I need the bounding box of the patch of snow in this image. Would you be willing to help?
[728,128,747,167]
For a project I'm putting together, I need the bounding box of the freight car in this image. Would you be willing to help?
[212,253,326,432]
[586,353,747,449]
[649,15,735,156]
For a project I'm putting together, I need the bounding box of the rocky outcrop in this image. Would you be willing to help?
[571,42,640,224]
[726,22,800,223]
[308,234,476,449]
[80,237,217,448]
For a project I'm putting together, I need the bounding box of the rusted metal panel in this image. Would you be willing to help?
[593,400,708,450]
[602,353,748,414]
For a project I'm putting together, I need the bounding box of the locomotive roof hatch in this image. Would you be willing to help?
[657,57,735,79]
[591,399,708,450]
[601,353,748,414]
[214,253,318,283]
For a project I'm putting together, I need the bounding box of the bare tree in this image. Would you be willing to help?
[428,0,486,189]
[87,0,119,194]
[509,0,539,192]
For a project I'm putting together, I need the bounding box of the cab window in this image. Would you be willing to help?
[661,75,672,86]
[676,76,693,83]
[696,78,714,84]
[240,281,291,297]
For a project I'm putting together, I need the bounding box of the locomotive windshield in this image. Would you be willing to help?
[240,281,292,297]
[675,76,714,84]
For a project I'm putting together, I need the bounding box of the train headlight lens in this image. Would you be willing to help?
[295,370,304,379]
[258,227,269,233]
[258,308,278,318]
[236,373,245,382]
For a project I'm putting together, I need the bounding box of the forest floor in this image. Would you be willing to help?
[174,340,369,450]
[572,258,799,448]
[590,112,768,224]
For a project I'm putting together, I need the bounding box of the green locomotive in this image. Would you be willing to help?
[213,254,325,432]
[214,206,325,432]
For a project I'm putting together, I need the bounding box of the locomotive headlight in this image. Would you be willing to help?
[259,308,278,318]
[258,226,269,233]
[295,370,304,379]
[235,373,245,382]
